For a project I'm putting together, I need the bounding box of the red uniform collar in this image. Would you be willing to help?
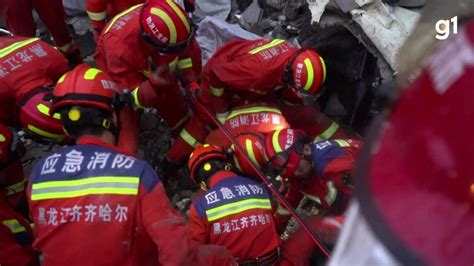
[77,136,133,156]
[209,170,238,188]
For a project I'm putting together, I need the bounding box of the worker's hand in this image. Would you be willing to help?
[186,81,202,103]
[147,57,175,88]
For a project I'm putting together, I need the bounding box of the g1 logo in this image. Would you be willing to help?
[435,16,458,40]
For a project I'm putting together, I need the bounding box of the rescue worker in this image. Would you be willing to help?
[263,129,362,232]
[187,144,281,264]
[168,38,348,165]
[27,65,192,265]
[86,0,144,34]
[330,2,474,265]
[0,0,82,64]
[94,0,202,144]
[0,124,39,266]
[0,30,68,142]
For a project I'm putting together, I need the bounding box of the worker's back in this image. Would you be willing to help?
[28,139,188,265]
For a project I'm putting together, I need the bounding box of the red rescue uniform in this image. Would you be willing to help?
[0,0,75,52]
[0,197,39,266]
[28,137,191,265]
[274,139,361,232]
[168,39,347,164]
[95,4,202,133]
[86,0,144,32]
[0,36,68,125]
[188,170,280,262]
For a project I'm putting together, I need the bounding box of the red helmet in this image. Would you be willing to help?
[231,133,268,177]
[20,90,65,141]
[50,64,120,115]
[290,49,326,97]
[139,0,195,54]
[264,128,308,179]
[188,144,227,182]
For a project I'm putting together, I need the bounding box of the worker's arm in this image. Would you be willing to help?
[86,0,108,32]
[176,38,202,86]
[187,205,209,245]
[138,165,191,265]
[273,183,304,234]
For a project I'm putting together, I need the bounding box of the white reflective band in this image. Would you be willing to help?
[210,86,225,97]
[314,122,340,141]
[179,128,201,148]
[87,11,107,21]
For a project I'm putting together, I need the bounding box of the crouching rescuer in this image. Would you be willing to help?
[26,65,194,265]
[187,144,281,264]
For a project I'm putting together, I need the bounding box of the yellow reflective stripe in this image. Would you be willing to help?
[150,7,177,43]
[179,128,201,148]
[272,129,283,153]
[104,4,143,33]
[301,181,337,206]
[0,38,39,58]
[177,58,192,70]
[166,0,190,33]
[57,73,67,84]
[216,112,228,124]
[334,139,350,147]
[27,125,64,140]
[0,134,5,142]
[320,56,327,83]
[32,176,139,189]
[83,68,102,80]
[226,106,281,121]
[169,110,190,131]
[87,11,107,21]
[31,188,138,201]
[132,87,142,108]
[210,86,224,97]
[168,57,178,71]
[246,139,260,167]
[141,70,150,79]
[2,219,26,234]
[248,39,285,55]
[6,177,27,196]
[303,58,314,91]
[314,122,340,141]
[206,198,271,221]
[37,104,60,119]
[31,176,140,201]
[282,100,299,106]
[276,203,290,216]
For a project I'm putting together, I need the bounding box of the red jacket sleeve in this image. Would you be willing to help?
[187,204,209,245]
[274,183,304,234]
[138,167,191,265]
[176,38,202,86]
[86,0,108,32]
